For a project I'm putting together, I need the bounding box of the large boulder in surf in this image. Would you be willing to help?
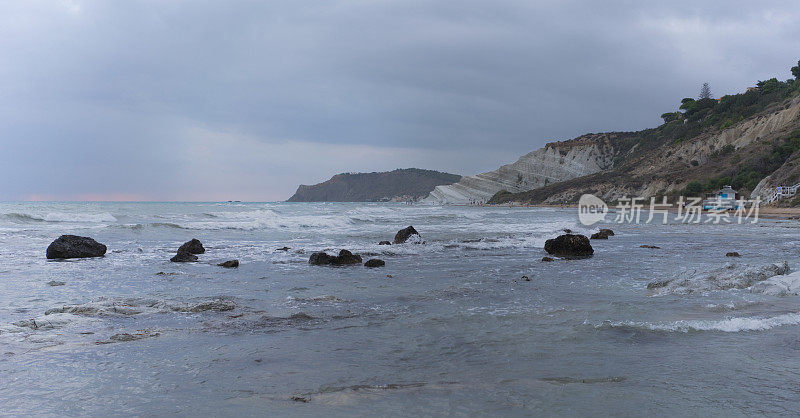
[544,234,593,258]
[331,250,363,265]
[309,252,334,265]
[308,250,363,266]
[46,235,107,259]
[178,239,205,254]
[170,252,198,262]
[393,226,420,244]
[364,259,385,268]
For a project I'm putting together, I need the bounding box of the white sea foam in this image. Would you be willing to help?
[598,311,800,333]
[750,271,800,296]
[182,209,348,231]
[647,261,790,295]
[43,212,117,223]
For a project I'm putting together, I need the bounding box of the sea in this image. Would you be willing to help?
[1,201,800,416]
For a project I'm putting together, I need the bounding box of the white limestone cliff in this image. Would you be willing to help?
[423,134,616,204]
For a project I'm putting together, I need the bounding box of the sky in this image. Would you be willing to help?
[1,0,799,201]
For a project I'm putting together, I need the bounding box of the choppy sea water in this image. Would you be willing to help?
[2,201,800,416]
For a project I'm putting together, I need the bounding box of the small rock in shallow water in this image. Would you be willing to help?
[393,226,420,244]
[46,235,107,259]
[47,281,66,286]
[646,279,670,289]
[541,257,554,262]
[289,312,314,321]
[364,259,385,268]
[541,376,626,385]
[177,238,205,254]
[218,259,239,268]
[98,331,160,344]
[170,252,198,262]
[187,300,236,312]
[522,275,531,281]
[291,396,309,403]
[109,333,141,342]
[726,252,741,257]
[640,245,660,249]
[591,229,614,240]
[378,241,392,245]
[276,246,291,251]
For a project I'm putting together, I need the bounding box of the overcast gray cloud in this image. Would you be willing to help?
[1,0,799,200]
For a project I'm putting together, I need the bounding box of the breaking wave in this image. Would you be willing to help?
[596,311,800,333]
[4,212,117,223]
[4,212,46,222]
[180,209,347,231]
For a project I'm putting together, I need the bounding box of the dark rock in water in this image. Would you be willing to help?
[563,229,572,234]
[276,246,291,251]
[218,260,239,268]
[291,396,310,403]
[309,250,363,266]
[170,252,198,262]
[541,257,554,262]
[47,280,66,286]
[591,228,614,239]
[188,300,235,312]
[331,249,362,265]
[378,241,392,246]
[46,235,107,259]
[99,331,160,344]
[309,252,334,265]
[177,238,205,254]
[109,333,142,342]
[289,312,314,321]
[544,234,593,257]
[522,275,531,281]
[726,252,741,257]
[640,245,660,249]
[646,279,670,289]
[393,226,420,244]
[364,259,385,268]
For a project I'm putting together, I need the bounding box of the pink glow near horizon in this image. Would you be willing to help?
[19,191,284,202]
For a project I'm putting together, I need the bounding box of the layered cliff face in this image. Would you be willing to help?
[287,168,461,202]
[423,134,617,204]
[487,93,800,205]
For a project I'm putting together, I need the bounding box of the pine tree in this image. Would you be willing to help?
[699,82,712,100]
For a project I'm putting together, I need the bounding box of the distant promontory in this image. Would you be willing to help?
[287,168,461,202]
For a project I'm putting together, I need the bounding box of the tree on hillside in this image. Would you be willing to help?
[792,60,800,80]
[679,97,696,110]
[660,112,682,124]
[699,82,712,99]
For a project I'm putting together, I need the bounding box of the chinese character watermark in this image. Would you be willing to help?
[577,194,760,225]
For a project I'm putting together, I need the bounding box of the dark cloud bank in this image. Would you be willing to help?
[1,0,798,200]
